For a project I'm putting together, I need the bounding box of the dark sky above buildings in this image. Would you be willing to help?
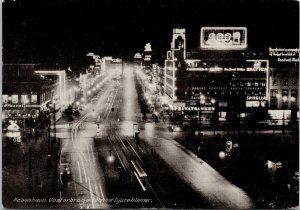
[2,0,299,65]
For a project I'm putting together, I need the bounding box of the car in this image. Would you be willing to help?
[59,163,72,178]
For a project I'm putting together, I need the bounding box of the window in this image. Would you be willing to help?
[270,89,278,97]
[291,90,298,106]
[292,79,298,86]
[272,79,277,86]
[21,95,29,103]
[11,95,18,104]
[291,70,298,78]
[31,94,38,103]
[282,89,289,108]
[255,82,258,86]
[2,95,8,103]
[283,80,288,86]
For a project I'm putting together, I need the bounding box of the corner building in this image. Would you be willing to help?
[164,28,270,124]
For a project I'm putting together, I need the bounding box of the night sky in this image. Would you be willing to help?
[2,0,299,65]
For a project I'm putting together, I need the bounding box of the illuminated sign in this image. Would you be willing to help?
[187,67,267,72]
[144,43,152,52]
[246,101,267,107]
[269,48,299,62]
[134,53,142,59]
[144,55,151,61]
[174,106,215,111]
[200,27,247,50]
[173,28,186,34]
[3,104,25,109]
[246,96,266,100]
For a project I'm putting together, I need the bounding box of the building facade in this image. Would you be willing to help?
[164,28,299,125]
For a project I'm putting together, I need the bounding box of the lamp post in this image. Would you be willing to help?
[23,98,29,141]
[199,95,205,135]
[133,123,138,138]
[211,98,216,139]
[282,96,288,135]
[53,100,57,143]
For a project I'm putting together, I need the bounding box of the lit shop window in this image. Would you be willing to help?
[270,89,278,97]
[21,95,29,103]
[247,82,251,86]
[11,95,18,104]
[255,82,258,86]
[2,95,8,103]
[31,94,38,103]
[292,79,297,86]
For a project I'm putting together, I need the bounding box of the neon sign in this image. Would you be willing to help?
[200,27,247,50]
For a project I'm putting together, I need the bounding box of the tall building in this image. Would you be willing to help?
[164,28,299,125]
[2,64,58,127]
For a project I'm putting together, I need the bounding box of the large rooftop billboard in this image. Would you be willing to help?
[200,27,247,50]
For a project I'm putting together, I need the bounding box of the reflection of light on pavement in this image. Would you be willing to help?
[143,136,254,209]
[107,155,115,163]
[123,65,135,121]
[144,123,155,138]
[119,121,134,136]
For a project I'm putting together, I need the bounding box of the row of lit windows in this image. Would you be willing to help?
[230,87,264,90]
[166,78,173,86]
[41,90,54,102]
[186,90,264,96]
[230,82,266,87]
[270,89,298,97]
[166,70,173,77]
[271,79,298,86]
[2,94,38,104]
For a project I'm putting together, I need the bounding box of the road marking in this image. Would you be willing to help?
[146,180,165,208]
[80,158,88,183]
[88,178,95,209]
[98,184,105,199]
[88,146,91,164]
[125,137,143,162]
[94,184,100,198]
[90,145,95,163]
[77,161,83,183]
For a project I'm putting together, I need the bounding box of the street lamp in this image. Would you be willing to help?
[210,98,216,139]
[282,96,288,135]
[23,98,29,141]
[133,123,137,138]
[52,100,57,143]
[199,95,205,134]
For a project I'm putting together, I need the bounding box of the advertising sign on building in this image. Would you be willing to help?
[269,48,299,62]
[200,27,247,50]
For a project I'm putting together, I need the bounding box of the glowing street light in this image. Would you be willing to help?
[291,96,296,102]
[211,98,216,104]
[219,151,226,159]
